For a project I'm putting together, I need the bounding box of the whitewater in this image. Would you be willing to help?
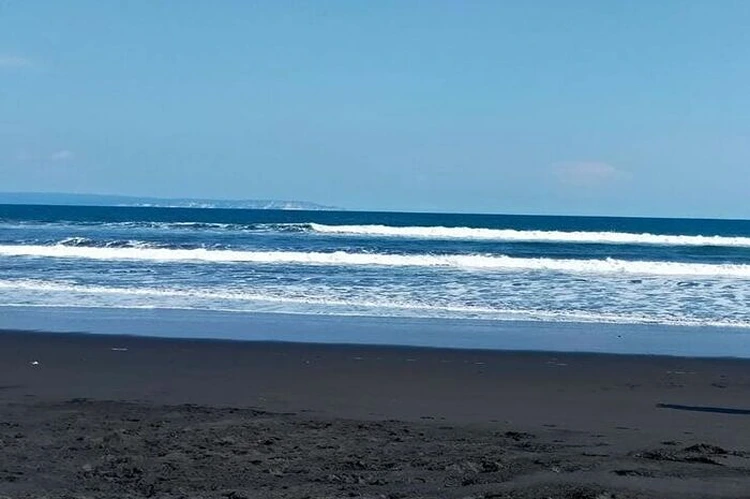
[2,204,750,330]
[3,244,750,278]
[308,223,750,247]
[6,219,750,248]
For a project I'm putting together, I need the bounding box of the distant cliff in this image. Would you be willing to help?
[0,193,340,211]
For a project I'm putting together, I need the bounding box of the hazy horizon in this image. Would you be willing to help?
[6,190,750,221]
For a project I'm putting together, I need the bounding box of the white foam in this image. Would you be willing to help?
[0,279,748,329]
[58,236,93,246]
[2,244,750,277]
[6,219,749,247]
[308,223,750,247]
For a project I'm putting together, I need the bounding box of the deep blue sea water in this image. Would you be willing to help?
[1,204,749,336]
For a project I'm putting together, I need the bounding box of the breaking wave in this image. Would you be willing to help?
[6,219,750,249]
[308,223,750,247]
[3,243,750,277]
[0,278,748,329]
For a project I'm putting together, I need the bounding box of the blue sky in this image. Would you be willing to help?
[1,1,749,217]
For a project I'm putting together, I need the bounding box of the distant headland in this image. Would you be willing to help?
[0,192,340,211]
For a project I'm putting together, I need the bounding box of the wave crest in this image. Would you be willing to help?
[307,223,750,247]
[2,244,750,277]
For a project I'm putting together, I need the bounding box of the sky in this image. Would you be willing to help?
[1,1,749,217]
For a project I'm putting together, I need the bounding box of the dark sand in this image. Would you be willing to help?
[1,330,749,498]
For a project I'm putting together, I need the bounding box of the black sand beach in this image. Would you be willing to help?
[1,330,750,498]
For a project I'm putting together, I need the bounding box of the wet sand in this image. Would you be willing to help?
[1,329,749,498]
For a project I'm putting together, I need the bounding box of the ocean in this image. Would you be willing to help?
[1,204,750,355]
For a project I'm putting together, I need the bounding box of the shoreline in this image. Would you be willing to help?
[3,305,750,358]
[4,326,750,361]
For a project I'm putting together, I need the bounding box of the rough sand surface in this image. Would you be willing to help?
[1,331,749,498]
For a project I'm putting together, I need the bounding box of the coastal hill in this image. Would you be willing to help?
[0,192,339,211]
